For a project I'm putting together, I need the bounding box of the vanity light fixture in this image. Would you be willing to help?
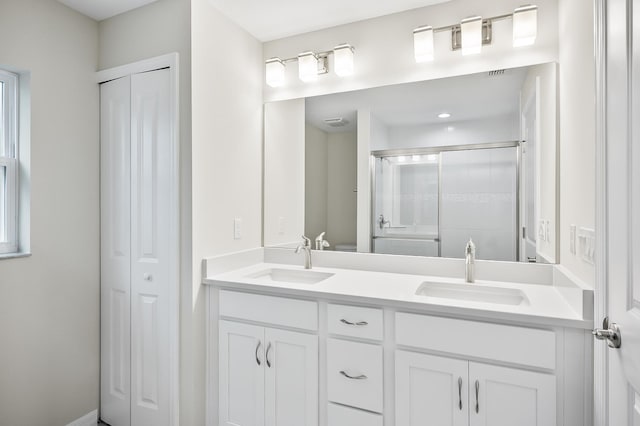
[265,43,356,86]
[513,5,538,47]
[461,16,483,55]
[298,51,320,82]
[334,44,355,76]
[265,57,286,88]
[412,4,538,63]
[413,26,434,62]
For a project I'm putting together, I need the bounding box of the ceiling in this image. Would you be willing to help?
[207,0,451,42]
[306,66,529,133]
[57,0,160,21]
[57,0,450,38]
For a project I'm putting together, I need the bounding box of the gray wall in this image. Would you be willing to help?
[0,1,100,424]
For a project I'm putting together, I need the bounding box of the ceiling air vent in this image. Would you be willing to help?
[323,117,349,127]
[488,69,506,77]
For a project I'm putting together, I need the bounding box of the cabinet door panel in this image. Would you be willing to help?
[219,321,265,426]
[395,351,468,426]
[265,328,318,426]
[469,362,555,426]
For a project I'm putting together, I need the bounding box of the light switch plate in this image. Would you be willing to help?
[234,218,242,239]
[278,216,285,235]
[578,227,595,264]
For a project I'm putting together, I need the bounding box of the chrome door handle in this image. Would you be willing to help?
[339,370,367,380]
[475,380,480,413]
[255,341,262,366]
[593,317,622,348]
[458,377,463,410]
[340,319,368,326]
[266,342,272,368]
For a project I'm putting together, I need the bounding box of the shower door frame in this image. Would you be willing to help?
[371,140,522,261]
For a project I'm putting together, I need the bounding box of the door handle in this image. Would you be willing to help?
[475,380,480,413]
[266,342,272,368]
[255,340,262,366]
[458,377,463,410]
[593,317,622,348]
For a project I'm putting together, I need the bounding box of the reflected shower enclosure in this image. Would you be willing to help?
[372,143,519,262]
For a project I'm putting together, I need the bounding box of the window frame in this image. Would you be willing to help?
[0,69,18,255]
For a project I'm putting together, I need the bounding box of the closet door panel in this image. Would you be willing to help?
[130,68,172,426]
[100,75,132,426]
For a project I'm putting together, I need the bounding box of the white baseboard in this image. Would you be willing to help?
[66,409,98,426]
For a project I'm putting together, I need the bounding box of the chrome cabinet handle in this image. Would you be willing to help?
[339,370,367,380]
[255,341,262,366]
[475,380,480,413]
[458,377,463,410]
[266,342,272,368]
[340,319,368,326]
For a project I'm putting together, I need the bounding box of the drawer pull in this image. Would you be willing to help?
[255,340,262,366]
[458,377,463,410]
[340,370,368,380]
[475,380,480,413]
[340,319,369,326]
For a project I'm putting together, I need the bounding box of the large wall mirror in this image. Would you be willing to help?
[264,62,558,263]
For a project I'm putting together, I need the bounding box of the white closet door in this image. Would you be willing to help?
[101,75,132,426]
[130,68,172,426]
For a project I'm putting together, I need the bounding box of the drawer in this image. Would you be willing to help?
[328,403,383,426]
[328,304,383,341]
[219,290,318,331]
[327,338,383,413]
[395,312,556,369]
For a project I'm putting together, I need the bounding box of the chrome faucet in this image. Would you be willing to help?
[315,232,330,250]
[465,238,476,283]
[295,235,312,269]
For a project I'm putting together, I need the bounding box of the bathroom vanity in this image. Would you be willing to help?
[203,248,593,426]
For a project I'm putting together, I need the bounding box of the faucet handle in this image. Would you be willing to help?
[301,235,311,247]
[465,238,476,255]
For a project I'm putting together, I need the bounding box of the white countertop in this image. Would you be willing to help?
[204,262,591,329]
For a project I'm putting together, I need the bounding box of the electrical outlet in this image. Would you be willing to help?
[234,218,242,240]
[545,220,551,242]
[538,220,546,242]
[570,224,577,255]
[578,227,595,264]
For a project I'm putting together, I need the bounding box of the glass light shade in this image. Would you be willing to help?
[461,16,483,55]
[298,52,318,82]
[413,26,434,63]
[513,5,538,47]
[265,58,285,88]
[334,44,354,77]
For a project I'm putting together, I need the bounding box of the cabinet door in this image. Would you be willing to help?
[469,362,555,426]
[219,321,265,426]
[264,328,318,426]
[395,351,468,426]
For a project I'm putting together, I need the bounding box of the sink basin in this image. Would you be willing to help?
[246,268,334,285]
[415,281,529,306]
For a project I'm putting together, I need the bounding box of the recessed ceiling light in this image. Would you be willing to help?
[438,113,451,119]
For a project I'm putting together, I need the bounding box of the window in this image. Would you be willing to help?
[0,70,18,254]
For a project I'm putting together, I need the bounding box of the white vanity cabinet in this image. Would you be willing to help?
[395,351,555,426]
[208,285,591,426]
[395,312,557,426]
[217,291,319,426]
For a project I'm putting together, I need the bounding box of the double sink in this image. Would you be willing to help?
[245,267,529,307]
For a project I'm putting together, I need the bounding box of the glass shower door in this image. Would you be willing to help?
[373,154,440,256]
